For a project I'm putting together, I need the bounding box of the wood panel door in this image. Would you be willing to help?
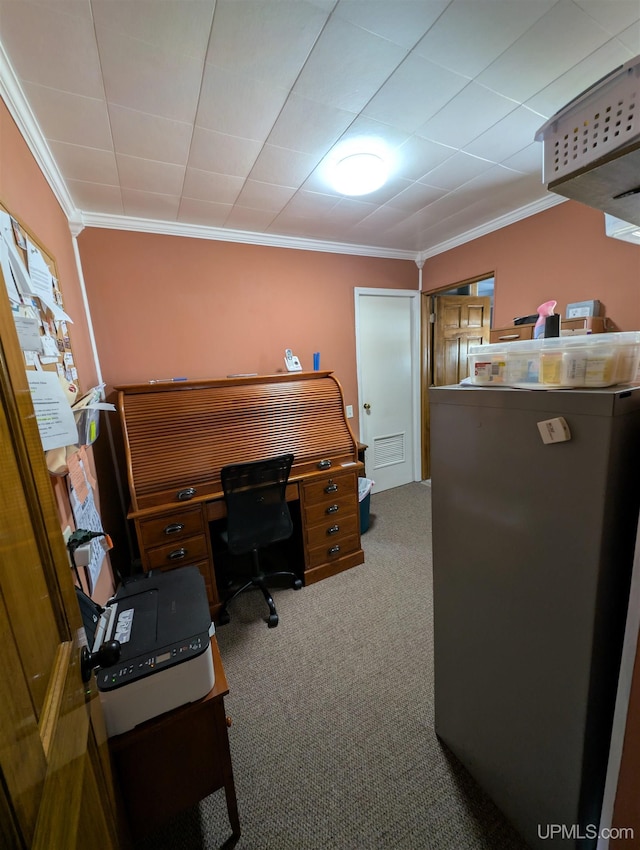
[0,284,121,847]
[432,295,491,386]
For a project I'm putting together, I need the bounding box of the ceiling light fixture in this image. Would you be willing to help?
[331,151,389,196]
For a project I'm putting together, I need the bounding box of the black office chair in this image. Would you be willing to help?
[218,453,302,628]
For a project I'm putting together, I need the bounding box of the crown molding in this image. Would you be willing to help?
[0,43,78,221]
[78,211,419,260]
[417,193,567,261]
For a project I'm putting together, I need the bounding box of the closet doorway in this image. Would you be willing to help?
[421,274,494,479]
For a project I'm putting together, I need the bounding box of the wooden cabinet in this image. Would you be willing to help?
[109,637,239,843]
[301,468,362,583]
[490,316,608,343]
[135,503,219,610]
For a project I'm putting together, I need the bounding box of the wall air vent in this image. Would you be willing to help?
[373,432,405,469]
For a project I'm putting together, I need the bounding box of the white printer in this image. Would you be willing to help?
[77,566,215,737]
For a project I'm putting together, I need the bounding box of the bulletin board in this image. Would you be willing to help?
[0,200,112,592]
[0,201,80,385]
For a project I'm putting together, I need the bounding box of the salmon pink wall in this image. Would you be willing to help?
[0,99,114,601]
[423,201,640,330]
[76,228,418,430]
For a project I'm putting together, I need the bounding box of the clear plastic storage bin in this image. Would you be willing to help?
[467,332,640,390]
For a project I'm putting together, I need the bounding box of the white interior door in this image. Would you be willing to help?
[355,288,420,493]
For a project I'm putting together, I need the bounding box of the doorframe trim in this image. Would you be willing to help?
[354,287,421,485]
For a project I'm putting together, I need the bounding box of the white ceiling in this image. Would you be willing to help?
[0,0,638,260]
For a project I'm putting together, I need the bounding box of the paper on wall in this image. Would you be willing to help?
[26,370,79,451]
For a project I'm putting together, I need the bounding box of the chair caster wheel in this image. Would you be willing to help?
[218,610,230,626]
[267,614,279,628]
[293,578,303,590]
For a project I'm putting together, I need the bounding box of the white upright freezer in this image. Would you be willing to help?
[429,385,640,850]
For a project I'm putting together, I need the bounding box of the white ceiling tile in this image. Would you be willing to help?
[362,54,469,133]
[351,204,411,233]
[618,21,640,52]
[419,152,494,191]
[188,128,262,177]
[476,0,615,102]
[2,0,639,255]
[91,0,214,56]
[324,196,378,226]
[501,143,544,176]
[417,83,519,149]
[108,105,193,165]
[335,115,411,153]
[225,206,280,231]
[248,145,319,186]
[525,40,637,118]
[121,188,180,220]
[205,0,329,87]
[65,179,124,214]
[387,181,447,214]
[463,106,548,163]
[48,140,118,185]
[115,154,186,195]
[266,94,356,155]
[235,180,297,211]
[182,169,244,205]
[97,24,204,122]
[334,0,449,48]
[292,17,407,112]
[0,0,105,97]
[280,190,341,217]
[178,197,233,227]
[394,136,455,181]
[413,0,556,79]
[21,83,112,149]
[196,65,289,140]
[573,1,640,35]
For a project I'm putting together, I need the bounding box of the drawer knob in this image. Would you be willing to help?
[168,547,187,561]
[317,459,332,470]
[328,545,341,556]
[177,487,196,501]
[164,523,185,535]
[326,504,339,514]
[325,482,338,494]
[327,524,340,535]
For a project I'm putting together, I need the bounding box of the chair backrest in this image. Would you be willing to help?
[221,454,294,555]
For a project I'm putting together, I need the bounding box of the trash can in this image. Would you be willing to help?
[358,477,374,534]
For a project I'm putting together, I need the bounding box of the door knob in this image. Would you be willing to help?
[363,403,371,410]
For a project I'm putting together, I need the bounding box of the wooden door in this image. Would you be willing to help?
[0,286,121,847]
[432,295,491,386]
[422,294,491,480]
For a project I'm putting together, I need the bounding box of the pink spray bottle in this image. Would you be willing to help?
[534,300,557,339]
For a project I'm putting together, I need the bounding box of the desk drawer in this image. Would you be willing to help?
[307,533,361,569]
[302,471,357,504]
[138,507,205,548]
[305,512,359,549]
[146,534,210,570]
[303,492,356,525]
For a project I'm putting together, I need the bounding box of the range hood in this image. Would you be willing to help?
[536,56,640,226]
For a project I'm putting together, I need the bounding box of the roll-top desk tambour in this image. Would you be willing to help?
[116,371,365,617]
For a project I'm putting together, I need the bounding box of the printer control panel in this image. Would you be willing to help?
[97,632,208,691]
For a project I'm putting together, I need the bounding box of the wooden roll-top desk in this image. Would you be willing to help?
[116,371,365,617]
